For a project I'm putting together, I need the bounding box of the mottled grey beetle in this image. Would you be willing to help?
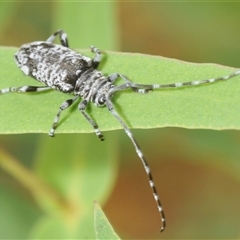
[1,30,240,232]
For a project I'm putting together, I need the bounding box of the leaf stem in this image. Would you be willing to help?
[0,147,70,216]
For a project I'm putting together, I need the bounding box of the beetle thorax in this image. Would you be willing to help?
[74,68,113,106]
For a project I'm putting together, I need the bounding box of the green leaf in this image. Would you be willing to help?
[1,47,240,134]
[0,185,41,239]
[29,133,118,239]
[94,201,121,240]
[52,1,118,50]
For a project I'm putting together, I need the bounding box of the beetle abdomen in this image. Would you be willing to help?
[15,41,92,93]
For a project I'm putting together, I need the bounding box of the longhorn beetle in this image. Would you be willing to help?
[1,30,240,232]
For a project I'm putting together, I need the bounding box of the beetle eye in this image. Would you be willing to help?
[98,96,105,105]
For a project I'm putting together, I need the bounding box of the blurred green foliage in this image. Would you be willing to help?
[0,2,240,239]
